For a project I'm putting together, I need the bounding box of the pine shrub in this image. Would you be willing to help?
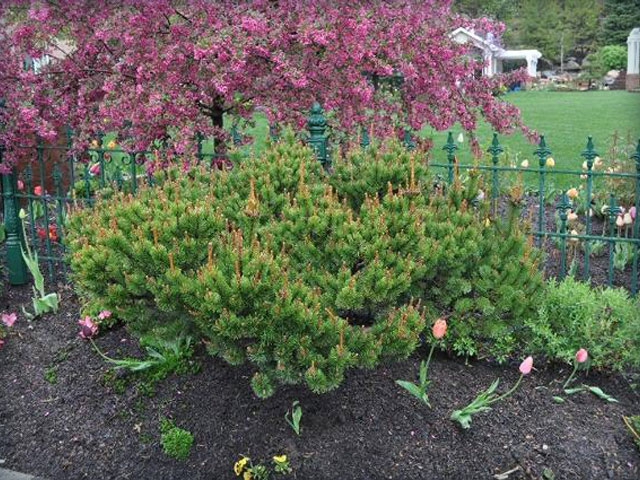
[67,135,543,397]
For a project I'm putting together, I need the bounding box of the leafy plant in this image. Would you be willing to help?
[92,334,195,383]
[160,418,193,461]
[285,401,302,436]
[526,277,640,371]
[18,209,59,319]
[613,242,633,271]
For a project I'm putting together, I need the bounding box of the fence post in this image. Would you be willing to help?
[580,136,598,280]
[487,133,504,217]
[534,135,552,247]
[308,102,328,168]
[631,139,640,295]
[442,132,457,185]
[403,129,416,151]
[606,194,621,286]
[360,126,370,149]
[1,162,28,285]
[557,192,572,280]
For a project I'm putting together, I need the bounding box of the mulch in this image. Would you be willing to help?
[0,283,638,480]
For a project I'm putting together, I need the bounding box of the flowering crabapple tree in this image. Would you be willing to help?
[0,0,531,170]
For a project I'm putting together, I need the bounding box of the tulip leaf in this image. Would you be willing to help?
[564,387,584,395]
[584,385,618,403]
[552,396,565,403]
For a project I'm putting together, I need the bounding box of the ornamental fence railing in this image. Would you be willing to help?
[1,103,639,294]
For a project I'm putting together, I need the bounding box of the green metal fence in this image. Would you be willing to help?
[2,103,639,294]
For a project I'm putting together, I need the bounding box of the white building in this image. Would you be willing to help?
[450,27,542,78]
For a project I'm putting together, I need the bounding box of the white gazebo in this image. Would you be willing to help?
[450,27,542,78]
[627,27,640,91]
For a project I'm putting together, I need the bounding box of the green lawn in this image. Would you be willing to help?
[426,90,640,170]
[237,90,639,190]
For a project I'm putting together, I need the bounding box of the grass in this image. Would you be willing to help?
[236,90,639,190]
[426,90,640,168]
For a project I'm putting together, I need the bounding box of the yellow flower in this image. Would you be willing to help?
[273,454,287,464]
[484,218,491,227]
[106,140,117,149]
[234,457,249,476]
[545,157,555,167]
[243,471,253,480]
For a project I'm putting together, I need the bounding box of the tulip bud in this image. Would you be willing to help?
[566,188,579,199]
[623,212,632,225]
[575,348,588,363]
[519,356,533,375]
[520,159,529,168]
[545,157,555,167]
[17,179,24,191]
[582,161,588,170]
[567,212,578,222]
[601,205,609,215]
[616,215,624,228]
[18,208,27,220]
[594,156,602,168]
[457,133,464,143]
[569,229,579,243]
[34,185,43,196]
[432,318,447,339]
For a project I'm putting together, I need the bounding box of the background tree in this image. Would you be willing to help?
[600,0,640,46]
[0,0,530,170]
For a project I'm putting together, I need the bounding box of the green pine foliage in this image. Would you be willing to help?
[526,277,640,371]
[67,135,543,397]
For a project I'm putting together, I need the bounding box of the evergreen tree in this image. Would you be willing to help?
[600,0,640,46]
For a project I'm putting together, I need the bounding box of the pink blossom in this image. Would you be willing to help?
[1,313,17,327]
[34,185,43,196]
[575,348,588,363]
[630,206,636,220]
[98,310,112,320]
[519,356,533,375]
[78,316,98,339]
[17,180,24,191]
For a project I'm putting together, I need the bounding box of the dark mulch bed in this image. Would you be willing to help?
[1,284,639,480]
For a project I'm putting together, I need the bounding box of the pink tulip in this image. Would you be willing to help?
[519,356,533,375]
[98,310,112,320]
[89,163,101,176]
[432,318,447,339]
[17,180,24,191]
[1,313,17,327]
[630,206,637,220]
[34,185,43,196]
[78,316,98,339]
[575,348,588,363]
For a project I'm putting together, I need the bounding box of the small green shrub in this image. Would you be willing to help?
[68,135,543,396]
[160,418,193,461]
[527,277,640,371]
